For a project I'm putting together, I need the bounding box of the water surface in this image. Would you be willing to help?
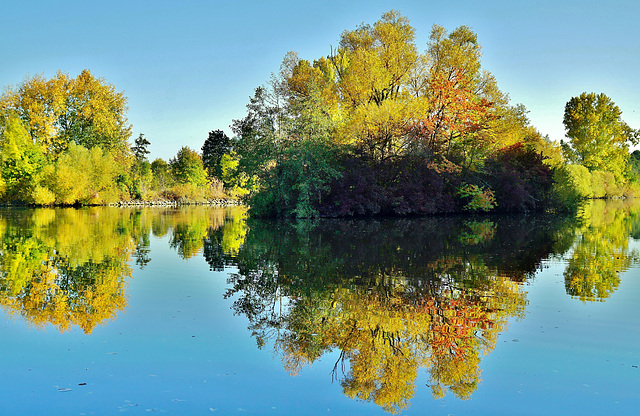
[0,202,638,415]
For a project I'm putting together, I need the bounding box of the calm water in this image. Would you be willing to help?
[0,202,639,415]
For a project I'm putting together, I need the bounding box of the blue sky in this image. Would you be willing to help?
[2,0,639,160]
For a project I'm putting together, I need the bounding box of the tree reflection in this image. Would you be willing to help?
[0,208,134,333]
[2,200,640,410]
[0,206,247,333]
[224,216,569,412]
[563,199,640,301]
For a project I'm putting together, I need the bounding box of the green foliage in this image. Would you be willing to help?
[169,147,208,187]
[131,160,152,199]
[249,142,342,218]
[150,158,174,190]
[552,164,594,210]
[562,92,636,183]
[229,10,550,217]
[630,150,640,177]
[0,114,46,202]
[457,183,496,212]
[132,133,151,162]
[220,151,251,198]
[39,143,120,205]
[201,129,232,178]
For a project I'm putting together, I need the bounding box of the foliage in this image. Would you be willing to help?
[552,164,594,210]
[552,163,630,211]
[0,114,46,202]
[39,143,120,205]
[457,183,496,212]
[201,129,232,178]
[0,70,132,158]
[484,143,554,212]
[231,10,552,217]
[169,146,208,187]
[248,142,342,218]
[220,151,251,197]
[562,92,637,182]
[150,158,174,190]
[132,133,151,162]
[316,154,459,216]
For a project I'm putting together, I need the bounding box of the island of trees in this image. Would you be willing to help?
[1,11,639,216]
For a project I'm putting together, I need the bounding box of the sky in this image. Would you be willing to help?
[2,0,639,160]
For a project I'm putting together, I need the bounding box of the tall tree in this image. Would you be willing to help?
[201,129,232,178]
[132,133,151,162]
[562,92,637,182]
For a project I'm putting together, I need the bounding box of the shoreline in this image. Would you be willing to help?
[0,198,241,208]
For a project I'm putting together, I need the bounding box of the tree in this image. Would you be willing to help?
[39,143,120,205]
[151,158,173,190]
[201,129,232,178]
[230,10,541,217]
[132,133,151,162]
[0,70,132,158]
[0,114,46,202]
[169,147,208,187]
[562,92,637,182]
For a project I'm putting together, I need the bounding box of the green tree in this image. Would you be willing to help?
[562,92,637,182]
[151,158,173,190]
[201,129,232,178]
[132,133,151,162]
[0,114,46,202]
[169,147,208,187]
[130,134,152,199]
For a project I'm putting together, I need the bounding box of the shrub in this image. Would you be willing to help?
[552,164,593,211]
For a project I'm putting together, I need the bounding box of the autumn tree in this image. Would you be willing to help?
[231,10,547,217]
[0,70,132,158]
[0,114,46,202]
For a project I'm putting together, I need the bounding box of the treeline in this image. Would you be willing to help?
[2,11,639,214]
[217,11,639,217]
[0,70,225,205]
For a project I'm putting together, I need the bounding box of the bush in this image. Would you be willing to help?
[552,164,593,211]
[484,143,554,212]
[39,143,119,205]
[318,154,458,217]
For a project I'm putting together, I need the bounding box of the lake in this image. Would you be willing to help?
[1,201,639,415]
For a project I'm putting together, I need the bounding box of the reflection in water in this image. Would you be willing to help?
[223,215,571,413]
[0,206,247,333]
[1,201,640,412]
[564,199,640,302]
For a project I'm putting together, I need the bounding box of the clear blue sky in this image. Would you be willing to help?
[2,0,639,160]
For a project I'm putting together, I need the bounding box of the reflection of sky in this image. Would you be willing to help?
[1,233,639,414]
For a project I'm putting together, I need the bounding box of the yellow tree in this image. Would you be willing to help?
[0,70,132,158]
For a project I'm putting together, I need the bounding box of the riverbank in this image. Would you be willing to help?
[0,198,241,208]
